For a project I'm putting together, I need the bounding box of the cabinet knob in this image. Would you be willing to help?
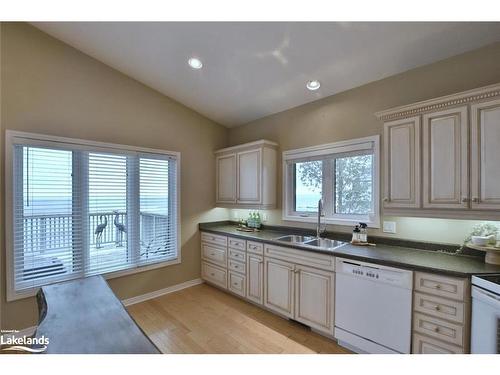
[434,327,440,333]
[472,197,479,203]
[461,197,469,203]
[434,305,441,311]
[383,197,389,202]
[435,284,441,290]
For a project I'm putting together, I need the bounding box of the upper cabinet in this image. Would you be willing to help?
[215,140,278,209]
[422,106,468,210]
[377,82,500,219]
[216,153,237,203]
[383,116,420,208]
[471,98,500,210]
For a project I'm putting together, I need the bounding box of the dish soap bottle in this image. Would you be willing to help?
[359,222,368,243]
[352,225,361,243]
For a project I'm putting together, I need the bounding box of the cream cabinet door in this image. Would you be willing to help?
[383,116,421,208]
[216,153,237,203]
[264,258,294,318]
[471,98,500,210]
[237,149,261,204]
[246,252,264,305]
[422,106,468,209]
[294,265,334,335]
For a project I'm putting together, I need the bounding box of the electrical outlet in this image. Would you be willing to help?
[383,221,397,234]
[262,213,268,222]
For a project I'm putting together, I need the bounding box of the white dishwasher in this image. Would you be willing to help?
[334,257,413,354]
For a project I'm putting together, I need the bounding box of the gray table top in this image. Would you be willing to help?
[36,275,160,354]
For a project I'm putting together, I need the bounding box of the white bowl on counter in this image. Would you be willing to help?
[471,235,495,246]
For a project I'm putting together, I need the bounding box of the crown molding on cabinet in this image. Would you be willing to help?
[375,82,500,121]
[215,139,278,155]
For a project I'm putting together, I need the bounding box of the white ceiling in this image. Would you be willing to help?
[33,22,500,127]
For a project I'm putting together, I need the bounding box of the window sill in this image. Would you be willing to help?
[282,214,380,229]
[7,257,181,302]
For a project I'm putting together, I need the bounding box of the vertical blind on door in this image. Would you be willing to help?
[11,137,179,294]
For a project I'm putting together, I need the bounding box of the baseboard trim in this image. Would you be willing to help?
[121,278,204,306]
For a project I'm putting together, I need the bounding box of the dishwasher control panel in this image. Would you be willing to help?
[336,257,413,289]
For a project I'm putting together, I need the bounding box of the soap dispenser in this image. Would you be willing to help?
[352,225,361,243]
[359,223,368,243]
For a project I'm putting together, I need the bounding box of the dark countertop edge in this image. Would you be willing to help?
[199,220,470,252]
[199,221,495,277]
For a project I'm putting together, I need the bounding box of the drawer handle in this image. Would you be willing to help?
[233,282,238,286]
[210,273,215,277]
[210,252,215,256]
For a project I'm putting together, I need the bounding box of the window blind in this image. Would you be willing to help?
[11,137,179,295]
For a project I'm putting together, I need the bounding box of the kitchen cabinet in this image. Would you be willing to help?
[411,272,470,353]
[216,153,237,203]
[215,140,278,209]
[471,97,500,210]
[377,82,500,220]
[264,258,295,318]
[294,264,334,335]
[383,116,421,208]
[422,106,468,209]
[246,252,264,305]
[237,149,261,203]
[412,333,464,354]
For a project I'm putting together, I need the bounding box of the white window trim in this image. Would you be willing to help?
[5,130,182,302]
[282,135,380,228]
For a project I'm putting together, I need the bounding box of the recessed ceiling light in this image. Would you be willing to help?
[306,80,321,91]
[188,57,203,70]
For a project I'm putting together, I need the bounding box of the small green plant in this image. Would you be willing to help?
[463,223,498,245]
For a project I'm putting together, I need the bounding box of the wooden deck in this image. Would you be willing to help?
[127,283,351,354]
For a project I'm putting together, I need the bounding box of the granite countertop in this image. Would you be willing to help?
[199,222,500,277]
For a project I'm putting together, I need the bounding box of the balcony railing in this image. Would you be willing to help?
[22,211,168,253]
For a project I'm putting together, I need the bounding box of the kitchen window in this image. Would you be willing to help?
[283,135,379,227]
[5,131,180,300]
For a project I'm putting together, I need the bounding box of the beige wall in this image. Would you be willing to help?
[0,23,229,330]
[227,41,500,244]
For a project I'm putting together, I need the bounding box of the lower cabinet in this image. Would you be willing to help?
[264,258,295,318]
[246,252,264,305]
[201,261,227,289]
[412,333,464,354]
[264,258,335,335]
[295,264,334,335]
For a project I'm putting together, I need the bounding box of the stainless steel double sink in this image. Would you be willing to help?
[272,234,347,251]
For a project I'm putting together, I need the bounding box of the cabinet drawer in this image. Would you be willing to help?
[202,262,227,289]
[264,244,334,271]
[412,333,463,354]
[228,237,246,251]
[247,241,264,255]
[228,271,246,297]
[201,243,227,268]
[228,248,246,263]
[414,292,465,324]
[414,272,467,301]
[413,312,464,347]
[201,232,227,247]
[228,259,246,274]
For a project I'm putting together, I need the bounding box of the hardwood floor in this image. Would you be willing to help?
[127,283,351,354]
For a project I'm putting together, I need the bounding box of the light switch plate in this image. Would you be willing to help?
[383,221,397,234]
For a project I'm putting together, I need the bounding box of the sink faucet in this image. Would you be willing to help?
[317,198,326,238]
